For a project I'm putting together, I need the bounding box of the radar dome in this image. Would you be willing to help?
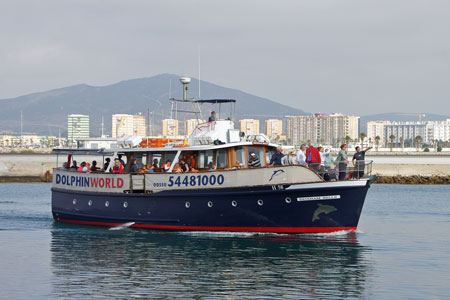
[180,77,191,84]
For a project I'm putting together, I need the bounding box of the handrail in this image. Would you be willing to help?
[306,160,373,181]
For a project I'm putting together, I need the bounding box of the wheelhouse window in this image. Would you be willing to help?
[248,148,265,166]
[198,150,214,168]
[215,149,227,169]
[235,147,247,168]
[147,152,162,168]
[265,150,271,166]
[163,151,177,165]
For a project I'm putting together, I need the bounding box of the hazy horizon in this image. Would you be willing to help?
[1,0,449,115]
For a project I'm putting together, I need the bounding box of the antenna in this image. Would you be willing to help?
[169,79,173,119]
[101,116,104,137]
[20,110,23,148]
[198,45,201,99]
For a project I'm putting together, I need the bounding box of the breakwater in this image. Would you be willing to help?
[375,175,450,184]
[0,154,449,184]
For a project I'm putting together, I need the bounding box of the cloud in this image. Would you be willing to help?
[0,0,449,115]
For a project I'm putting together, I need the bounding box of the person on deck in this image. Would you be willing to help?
[248,153,261,167]
[112,159,124,174]
[60,162,69,170]
[77,162,88,173]
[117,154,125,166]
[323,149,335,170]
[70,160,78,171]
[269,146,284,166]
[163,160,172,172]
[208,111,216,122]
[148,159,159,172]
[352,146,372,179]
[305,145,321,172]
[282,151,297,165]
[90,160,100,172]
[129,159,138,173]
[179,159,190,172]
[103,158,111,172]
[335,144,348,181]
[296,144,307,166]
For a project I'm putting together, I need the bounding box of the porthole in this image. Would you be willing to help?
[232,200,237,207]
[123,202,128,208]
[88,200,92,206]
[185,201,191,208]
[207,201,213,208]
[105,201,109,207]
[257,199,263,206]
[73,199,77,205]
[285,197,292,204]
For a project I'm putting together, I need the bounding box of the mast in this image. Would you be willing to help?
[20,110,23,148]
[101,116,104,137]
[198,45,201,99]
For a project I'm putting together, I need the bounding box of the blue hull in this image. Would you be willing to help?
[51,181,370,233]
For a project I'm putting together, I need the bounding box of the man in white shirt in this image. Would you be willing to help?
[296,144,307,166]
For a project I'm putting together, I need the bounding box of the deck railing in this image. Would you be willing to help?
[307,160,373,181]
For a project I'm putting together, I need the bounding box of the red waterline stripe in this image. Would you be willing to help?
[57,219,356,233]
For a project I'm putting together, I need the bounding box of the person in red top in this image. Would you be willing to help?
[305,145,321,172]
[112,159,124,173]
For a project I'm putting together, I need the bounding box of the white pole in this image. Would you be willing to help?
[198,45,201,99]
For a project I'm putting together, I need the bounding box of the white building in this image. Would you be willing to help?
[426,119,450,143]
[239,119,260,135]
[162,119,179,136]
[265,119,283,139]
[367,121,391,146]
[385,122,427,146]
[68,114,90,144]
[112,114,146,138]
[286,113,359,146]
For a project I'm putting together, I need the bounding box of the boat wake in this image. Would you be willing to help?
[305,229,360,236]
[109,222,135,230]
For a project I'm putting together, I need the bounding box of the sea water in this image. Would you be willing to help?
[0,183,449,299]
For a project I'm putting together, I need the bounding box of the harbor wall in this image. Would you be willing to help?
[0,154,449,183]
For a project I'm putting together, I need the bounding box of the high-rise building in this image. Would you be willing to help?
[162,119,179,136]
[286,113,359,146]
[426,119,450,143]
[367,121,391,146]
[68,114,90,144]
[185,119,206,136]
[112,114,146,138]
[385,122,426,146]
[265,119,283,138]
[239,119,260,135]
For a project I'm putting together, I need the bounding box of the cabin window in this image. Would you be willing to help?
[147,153,162,168]
[163,152,177,165]
[248,148,265,166]
[131,153,144,169]
[198,150,214,168]
[235,147,247,168]
[216,150,227,168]
[265,150,271,165]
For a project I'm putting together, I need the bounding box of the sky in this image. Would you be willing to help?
[1,0,449,116]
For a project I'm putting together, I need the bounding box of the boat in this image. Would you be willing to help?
[51,78,375,234]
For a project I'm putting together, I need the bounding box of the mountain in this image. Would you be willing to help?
[360,112,450,133]
[0,74,307,136]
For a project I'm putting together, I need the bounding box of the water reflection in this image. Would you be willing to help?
[50,225,372,299]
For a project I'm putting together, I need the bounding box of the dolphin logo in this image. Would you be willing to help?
[312,204,337,222]
[269,169,285,181]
